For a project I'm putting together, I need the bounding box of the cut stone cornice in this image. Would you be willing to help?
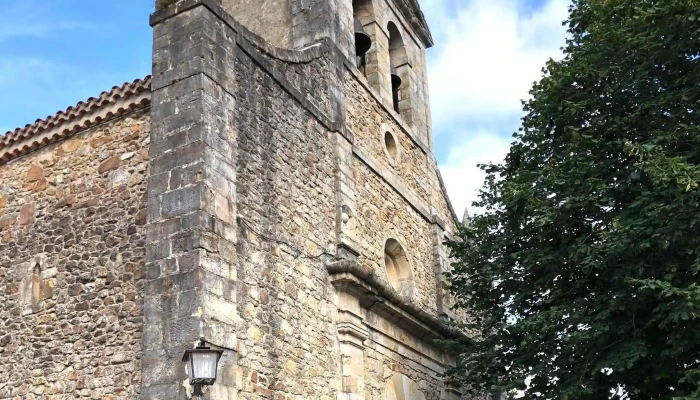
[326,259,467,342]
[397,0,434,49]
[0,76,151,164]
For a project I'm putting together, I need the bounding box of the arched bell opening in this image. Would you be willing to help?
[387,22,408,114]
[353,0,375,74]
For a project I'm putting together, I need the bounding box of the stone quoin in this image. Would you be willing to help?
[0,0,467,399]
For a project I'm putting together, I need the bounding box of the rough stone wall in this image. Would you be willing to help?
[221,0,355,61]
[221,0,293,48]
[233,33,342,400]
[352,160,438,316]
[0,111,150,399]
[345,69,432,206]
[290,0,354,58]
[262,50,339,125]
[0,1,459,399]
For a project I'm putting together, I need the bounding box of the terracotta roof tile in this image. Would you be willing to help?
[0,76,151,164]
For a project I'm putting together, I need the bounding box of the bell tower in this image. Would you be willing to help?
[220,0,355,57]
[145,0,460,399]
[216,0,435,147]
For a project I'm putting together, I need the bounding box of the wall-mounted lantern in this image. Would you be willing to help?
[182,338,225,396]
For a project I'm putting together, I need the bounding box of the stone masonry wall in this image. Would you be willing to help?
[233,32,342,400]
[222,0,293,48]
[345,69,432,206]
[352,160,438,316]
[364,331,445,400]
[0,110,150,399]
[0,1,459,400]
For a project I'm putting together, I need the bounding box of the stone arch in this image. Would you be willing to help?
[384,238,414,298]
[388,22,407,66]
[387,21,410,115]
[353,0,376,24]
[382,129,401,166]
[385,373,426,400]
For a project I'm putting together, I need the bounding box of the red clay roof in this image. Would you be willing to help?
[0,76,151,164]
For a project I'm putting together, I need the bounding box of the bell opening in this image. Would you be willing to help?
[354,17,372,57]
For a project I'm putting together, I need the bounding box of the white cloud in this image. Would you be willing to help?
[439,132,512,217]
[427,0,569,132]
[0,1,97,42]
[426,0,569,218]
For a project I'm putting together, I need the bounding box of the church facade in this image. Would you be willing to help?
[0,0,465,399]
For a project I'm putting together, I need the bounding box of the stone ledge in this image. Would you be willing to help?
[327,260,466,342]
[395,0,434,48]
[352,145,448,231]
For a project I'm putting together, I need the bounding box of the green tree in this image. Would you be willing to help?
[445,1,700,399]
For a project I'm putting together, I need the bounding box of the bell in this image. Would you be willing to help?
[354,17,372,57]
[390,62,402,91]
[391,62,402,112]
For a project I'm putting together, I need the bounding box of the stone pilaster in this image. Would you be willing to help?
[444,378,463,400]
[432,214,452,319]
[335,288,369,400]
[335,131,360,260]
[142,2,239,399]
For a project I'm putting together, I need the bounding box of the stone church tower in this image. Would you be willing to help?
[0,0,464,399]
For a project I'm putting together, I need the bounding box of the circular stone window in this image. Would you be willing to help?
[384,131,399,164]
[384,239,414,298]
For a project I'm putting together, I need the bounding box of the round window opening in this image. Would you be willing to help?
[384,239,414,298]
[384,131,398,163]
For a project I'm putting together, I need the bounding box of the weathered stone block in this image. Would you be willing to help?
[18,203,35,225]
[98,156,121,173]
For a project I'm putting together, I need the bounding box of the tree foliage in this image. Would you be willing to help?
[446,1,700,398]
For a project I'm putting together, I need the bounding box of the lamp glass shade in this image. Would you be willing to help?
[183,348,224,385]
[192,352,218,380]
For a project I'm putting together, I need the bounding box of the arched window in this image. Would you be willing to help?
[384,239,414,298]
[384,131,398,163]
[387,22,408,113]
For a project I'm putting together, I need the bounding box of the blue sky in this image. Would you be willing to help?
[0,0,568,215]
